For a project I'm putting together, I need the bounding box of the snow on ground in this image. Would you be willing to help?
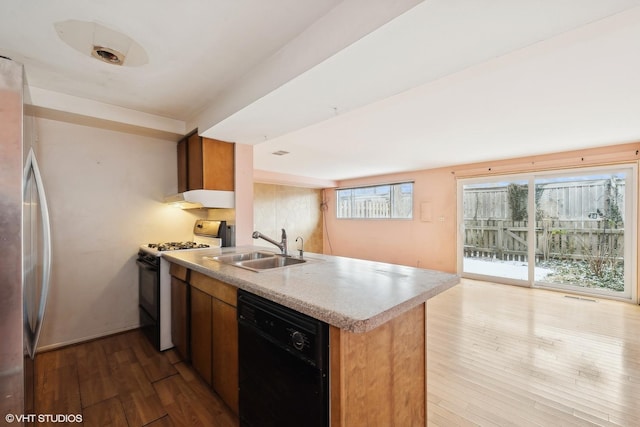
[463,258,552,281]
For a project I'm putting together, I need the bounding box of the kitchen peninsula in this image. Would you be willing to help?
[163,247,459,426]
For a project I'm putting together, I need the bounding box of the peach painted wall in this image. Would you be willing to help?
[324,142,640,280]
[323,168,457,272]
[232,143,254,246]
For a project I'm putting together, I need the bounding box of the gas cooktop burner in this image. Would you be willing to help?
[148,241,210,251]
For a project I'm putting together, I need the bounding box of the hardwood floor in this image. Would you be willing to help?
[427,279,640,427]
[35,280,640,426]
[34,329,238,427]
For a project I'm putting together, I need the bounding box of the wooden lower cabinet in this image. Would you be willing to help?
[175,268,425,424]
[170,263,190,361]
[330,303,426,427]
[189,271,239,415]
[190,287,212,386]
[212,298,239,413]
[170,276,190,361]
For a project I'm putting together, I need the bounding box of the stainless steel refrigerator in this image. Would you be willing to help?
[0,57,52,421]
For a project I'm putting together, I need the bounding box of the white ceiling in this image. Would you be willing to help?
[3,0,640,183]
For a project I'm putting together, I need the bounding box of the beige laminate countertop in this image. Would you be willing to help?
[163,246,459,333]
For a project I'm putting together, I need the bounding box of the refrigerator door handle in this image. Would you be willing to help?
[23,147,52,359]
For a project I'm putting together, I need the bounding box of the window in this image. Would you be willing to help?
[336,182,413,219]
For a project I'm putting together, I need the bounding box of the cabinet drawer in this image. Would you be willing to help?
[169,262,189,281]
[191,271,237,307]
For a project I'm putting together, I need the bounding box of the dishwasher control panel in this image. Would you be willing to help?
[237,290,327,368]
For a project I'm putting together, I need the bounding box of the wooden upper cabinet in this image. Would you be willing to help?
[201,138,234,191]
[177,130,235,192]
[187,132,204,190]
[177,138,188,193]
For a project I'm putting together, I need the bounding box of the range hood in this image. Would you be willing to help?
[164,190,235,209]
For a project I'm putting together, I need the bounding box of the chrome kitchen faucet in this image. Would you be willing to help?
[252,229,288,256]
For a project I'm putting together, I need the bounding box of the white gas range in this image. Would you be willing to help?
[137,219,233,351]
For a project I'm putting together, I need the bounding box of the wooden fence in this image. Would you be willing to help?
[337,195,412,218]
[338,198,389,218]
[463,219,624,262]
[463,179,626,221]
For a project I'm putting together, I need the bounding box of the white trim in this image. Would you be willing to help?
[37,325,140,352]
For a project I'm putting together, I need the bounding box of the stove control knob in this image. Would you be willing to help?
[291,331,305,351]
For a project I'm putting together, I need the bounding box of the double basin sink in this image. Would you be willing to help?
[207,251,307,272]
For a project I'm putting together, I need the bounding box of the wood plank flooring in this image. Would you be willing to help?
[34,329,238,427]
[427,279,640,427]
[35,279,640,426]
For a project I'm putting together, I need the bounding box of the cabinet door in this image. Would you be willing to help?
[212,299,239,414]
[190,287,212,385]
[187,132,204,190]
[170,276,189,361]
[202,138,234,191]
[177,137,188,193]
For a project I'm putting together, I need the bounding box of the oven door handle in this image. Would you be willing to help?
[136,260,158,271]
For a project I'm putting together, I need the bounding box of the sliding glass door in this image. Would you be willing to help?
[460,165,636,300]
[533,168,634,298]
[461,178,530,282]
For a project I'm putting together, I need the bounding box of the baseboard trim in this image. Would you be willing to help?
[36,324,141,353]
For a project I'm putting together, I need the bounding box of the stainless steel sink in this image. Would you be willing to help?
[236,256,306,271]
[207,251,276,263]
[206,251,309,272]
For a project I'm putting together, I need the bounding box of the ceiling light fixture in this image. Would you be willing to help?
[55,20,148,67]
[91,46,124,65]
[272,150,290,156]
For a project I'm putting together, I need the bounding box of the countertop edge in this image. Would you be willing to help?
[163,252,460,333]
[338,277,459,333]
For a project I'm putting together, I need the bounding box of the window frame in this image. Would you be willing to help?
[336,181,414,220]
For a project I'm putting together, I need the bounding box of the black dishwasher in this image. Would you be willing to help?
[237,290,329,427]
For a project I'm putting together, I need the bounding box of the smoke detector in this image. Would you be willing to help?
[55,20,148,67]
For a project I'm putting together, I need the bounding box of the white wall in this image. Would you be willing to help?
[36,118,206,349]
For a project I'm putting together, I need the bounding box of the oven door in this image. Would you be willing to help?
[137,254,160,348]
[138,258,159,317]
